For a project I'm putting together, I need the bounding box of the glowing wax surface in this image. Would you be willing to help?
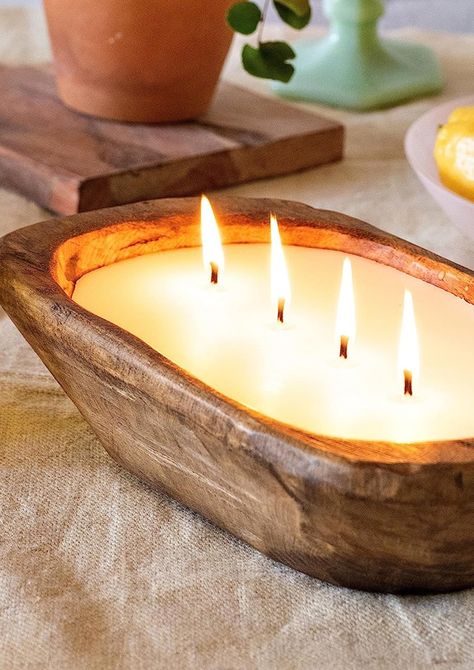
[73,245,474,443]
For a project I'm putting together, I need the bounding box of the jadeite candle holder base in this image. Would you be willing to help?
[273,0,443,110]
[0,197,472,593]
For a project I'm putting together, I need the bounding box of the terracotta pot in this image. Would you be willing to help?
[44,0,234,123]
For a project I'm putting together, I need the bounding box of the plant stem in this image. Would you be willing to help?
[258,0,271,44]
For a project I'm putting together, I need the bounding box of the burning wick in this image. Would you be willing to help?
[398,289,419,397]
[335,258,356,359]
[270,214,291,324]
[339,335,349,359]
[277,298,285,324]
[404,370,413,396]
[201,195,224,285]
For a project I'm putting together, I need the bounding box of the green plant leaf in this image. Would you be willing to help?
[274,0,311,17]
[274,1,311,29]
[260,40,296,61]
[242,42,296,83]
[227,2,262,35]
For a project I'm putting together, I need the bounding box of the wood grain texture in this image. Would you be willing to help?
[0,196,473,593]
[0,65,343,215]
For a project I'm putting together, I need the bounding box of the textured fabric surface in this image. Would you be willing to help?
[1,8,474,670]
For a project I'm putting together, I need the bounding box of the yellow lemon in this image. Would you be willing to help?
[447,106,474,124]
[434,107,474,202]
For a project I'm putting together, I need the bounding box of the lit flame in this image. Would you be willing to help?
[398,289,420,396]
[335,257,356,359]
[270,214,291,323]
[201,195,224,284]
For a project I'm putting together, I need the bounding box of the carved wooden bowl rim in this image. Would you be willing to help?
[3,196,474,481]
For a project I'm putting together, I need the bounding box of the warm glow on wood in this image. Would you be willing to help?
[335,257,356,358]
[201,195,224,284]
[270,214,291,323]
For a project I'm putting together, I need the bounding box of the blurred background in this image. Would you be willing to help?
[0,0,472,34]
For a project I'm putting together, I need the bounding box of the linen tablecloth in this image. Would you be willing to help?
[1,7,474,669]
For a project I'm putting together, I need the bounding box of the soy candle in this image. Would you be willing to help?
[73,239,474,443]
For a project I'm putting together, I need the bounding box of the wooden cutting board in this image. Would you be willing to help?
[0,65,344,215]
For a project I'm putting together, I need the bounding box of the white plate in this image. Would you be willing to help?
[405,95,474,240]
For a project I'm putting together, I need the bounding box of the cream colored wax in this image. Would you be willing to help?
[73,245,474,443]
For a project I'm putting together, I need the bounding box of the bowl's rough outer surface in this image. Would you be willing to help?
[405,94,474,240]
[0,196,473,593]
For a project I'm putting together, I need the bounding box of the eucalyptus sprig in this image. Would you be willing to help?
[227,0,312,83]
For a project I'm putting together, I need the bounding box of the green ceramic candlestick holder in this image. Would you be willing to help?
[273,0,443,110]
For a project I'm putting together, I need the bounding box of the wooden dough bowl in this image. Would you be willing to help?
[1,196,473,593]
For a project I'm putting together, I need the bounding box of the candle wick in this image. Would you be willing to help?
[339,335,349,359]
[210,262,218,285]
[277,298,285,324]
[404,370,413,396]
